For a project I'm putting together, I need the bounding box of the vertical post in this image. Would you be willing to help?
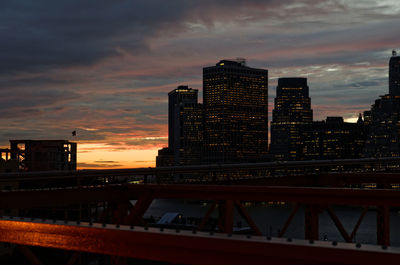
[217,200,234,234]
[377,205,390,246]
[305,205,319,240]
[224,200,234,234]
[144,174,148,184]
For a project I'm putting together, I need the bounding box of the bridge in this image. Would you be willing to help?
[1,158,400,264]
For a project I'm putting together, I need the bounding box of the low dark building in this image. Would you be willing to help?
[303,117,366,160]
[8,140,76,171]
[364,95,400,157]
[156,147,174,167]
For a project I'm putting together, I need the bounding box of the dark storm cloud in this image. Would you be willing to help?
[3,0,365,76]
[0,0,278,75]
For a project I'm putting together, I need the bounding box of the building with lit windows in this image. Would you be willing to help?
[302,117,365,160]
[364,94,400,157]
[364,51,400,158]
[157,86,203,166]
[270,77,313,160]
[203,59,268,164]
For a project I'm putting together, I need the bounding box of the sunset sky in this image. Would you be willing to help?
[1,0,399,169]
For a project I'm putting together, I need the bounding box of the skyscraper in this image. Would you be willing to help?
[203,59,268,164]
[389,50,400,96]
[270,77,313,160]
[364,51,400,157]
[168,86,203,165]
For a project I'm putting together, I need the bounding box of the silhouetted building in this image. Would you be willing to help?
[270,77,313,160]
[5,140,77,171]
[363,111,372,127]
[364,51,400,158]
[203,59,268,164]
[156,147,174,167]
[167,86,203,165]
[389,50,400,96]
[303,117,365,160]
[0,148,19,172]
[364,94,400,157]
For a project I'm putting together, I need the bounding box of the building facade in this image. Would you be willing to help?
[364,95,400,157]
[389,50,400,96]
[162,86,203,166]
[6,140,77,171]
[203,59,268,164]
[270,77,313,160]
[302,117,366,160]
[364,51,400,158]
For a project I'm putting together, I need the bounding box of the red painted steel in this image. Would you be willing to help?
[377,206,390,246]
[327,207,352,242]
[279,203,300,238]
[234,200,262,236]
[305,205,320,240]
[350,207,369,240]
[2,184,399,245]
[0,219,399,265]
[2,184,400,209]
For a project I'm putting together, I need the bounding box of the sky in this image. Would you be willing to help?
[1,0,400,169]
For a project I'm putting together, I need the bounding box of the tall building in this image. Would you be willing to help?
[203,59,268,164]
[364,50,400,157]
[167,86,203,166]
[389,50,400,96]
[270,77,313,160]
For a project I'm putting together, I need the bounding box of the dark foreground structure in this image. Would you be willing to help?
[1,140,76,172]
[1,158,400,264]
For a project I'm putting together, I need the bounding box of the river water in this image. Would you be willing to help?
[143,199,400,246]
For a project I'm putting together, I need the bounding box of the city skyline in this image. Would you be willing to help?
[1,1,400,169]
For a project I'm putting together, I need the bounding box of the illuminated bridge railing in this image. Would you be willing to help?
[0,216,399,265]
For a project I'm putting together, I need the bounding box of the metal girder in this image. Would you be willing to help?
[377,206,390,246]
[3,184,400,210]
[305,205,320,240]
[279,203,300,238]
[0,218,399,265]
[218,172,400,186]
[234,200,262,236]
[1,157,400,183]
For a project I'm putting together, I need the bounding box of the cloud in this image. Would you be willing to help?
[77,162,123,168]
[1,0,400,165]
